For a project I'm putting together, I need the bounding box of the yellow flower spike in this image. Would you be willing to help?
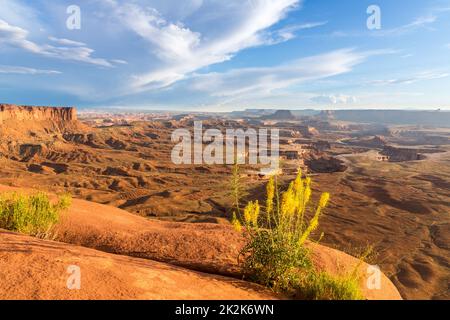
[280,192,288,216]
[244,202,253,224]
[281,188,296,217]
[319,192,330,208]
[252,200,260,227]
[304,185,312,205]
[231,212,242,232]
[298,193,329,246]
[305,177,311,188]
[266,177,275,215]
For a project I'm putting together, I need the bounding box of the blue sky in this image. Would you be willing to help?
[1,0,449,111]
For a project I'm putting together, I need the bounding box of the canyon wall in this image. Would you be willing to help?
[0,104,77,122]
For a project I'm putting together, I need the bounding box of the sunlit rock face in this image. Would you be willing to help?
[0,104,77,122]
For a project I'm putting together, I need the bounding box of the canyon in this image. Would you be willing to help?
[0,104,449,300]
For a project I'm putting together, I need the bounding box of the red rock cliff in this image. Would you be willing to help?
[0,104,77,122]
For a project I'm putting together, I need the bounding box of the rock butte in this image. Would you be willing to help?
[0,104,77,122]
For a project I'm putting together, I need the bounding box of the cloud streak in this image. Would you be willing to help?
[188,49,366,98]
[270,21,328,42]
[380,15,437,36]
[0,65,61,75]
[370,71,450,85]
[0,19,121,67]
[48,36,87,47]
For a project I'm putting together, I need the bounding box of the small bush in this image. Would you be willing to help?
[297,271,363,300]
[231,166,363,299]
[0,192,71,238]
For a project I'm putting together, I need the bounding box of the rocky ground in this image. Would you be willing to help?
[0,185,401,300]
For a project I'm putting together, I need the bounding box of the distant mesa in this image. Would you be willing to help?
[347,135,387,148]
[320,109,450,127]
[0,104,77,122]
[262,110,296,120]
[0,104,85,139]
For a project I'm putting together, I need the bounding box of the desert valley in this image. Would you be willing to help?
[0,103,448,300]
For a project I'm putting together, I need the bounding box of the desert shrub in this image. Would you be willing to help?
[0,192,71,238]
[231,166,363,299]
[296,271,363,300]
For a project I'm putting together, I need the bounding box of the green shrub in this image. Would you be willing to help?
[231,166,364,299]
[297,271,364,300]
[0,192,71,238]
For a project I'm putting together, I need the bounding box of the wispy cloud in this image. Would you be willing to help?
[48,36,86,47]
[329,14,438,39]
[269,21,328,42]
[0,65,61,75]
[188,49,367,97]
[103,0,301,91]
[370,71,450,85]
[0,19,121,67]
[372,15,437,37]
[0,0,40,31]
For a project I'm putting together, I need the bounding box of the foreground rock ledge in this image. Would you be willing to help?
[0,230,278,300]
[0,185,402,300]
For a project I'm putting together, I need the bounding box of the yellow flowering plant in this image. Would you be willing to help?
[231,164,330,292]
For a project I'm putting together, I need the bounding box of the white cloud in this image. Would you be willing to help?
[0,65,61,75]
[370,71,450,85]
[103,0,301,91]
[0,19,42,53]
[311,94,357,105]
[373,15,437,36]
[271,21,328,42]
[0,19,121,67]
[0,0,40,31]
[326,13,439,39]
[48,36,86,47]
[188,49,366,97]
[111,59,128,65]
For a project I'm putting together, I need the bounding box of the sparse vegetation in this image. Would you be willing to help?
[231,165,364,300]
[296,270,363,300]
[0,192,71,238]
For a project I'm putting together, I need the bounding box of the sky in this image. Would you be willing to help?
[0,0,450,111]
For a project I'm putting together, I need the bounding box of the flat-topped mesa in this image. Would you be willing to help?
[0,104,77,122]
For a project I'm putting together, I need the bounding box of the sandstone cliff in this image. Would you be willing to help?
[0,104,87,158]
[0,104,77,122]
